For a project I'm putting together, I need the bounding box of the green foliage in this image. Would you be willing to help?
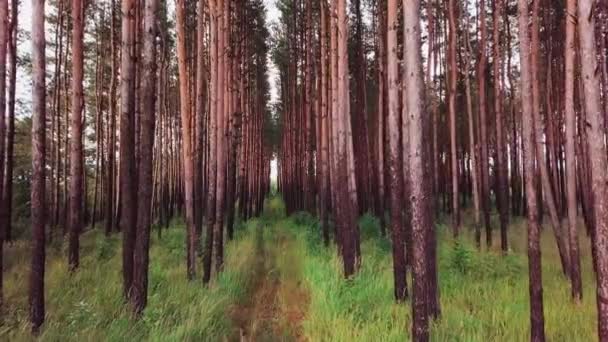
[1,222,262,341]
[277,205,597,341]
[1,197,599,341]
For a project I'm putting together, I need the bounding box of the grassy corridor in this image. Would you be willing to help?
[0,197,599,341]
[274,199,598,341]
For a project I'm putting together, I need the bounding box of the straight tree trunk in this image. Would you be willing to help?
[68,0,85,272]
[517,0,546,339]
[214,0,229,273]
[447,0,459,236]
[120,0,138,298]
[203,0,218,284]
[578,0,608,339]
[2,0,17,243]
[493,0,509,252]
[478,0,492,248]
[403,0,434,338]
[105,0,117,236]
[131,0,159,315]
[29,0,47,332]
[387,0,407,301]
[0,0,8,242]
[463,5,481,248]
[176,0,197,280]
[195,0,207,243]
[564,0,582,302]
[530,0,570,276]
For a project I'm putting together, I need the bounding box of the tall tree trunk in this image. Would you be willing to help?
[2,0,17,243]
[517,0,546,339]
[447,0,459,236]
[462,4,481,247]
[403,0,435,338]
[0,0,8,251]
[493,0,509,252]
[30,0,47,332]
[214,0,229,273]
[478,0,492,248]
[120,0,138,298]
[203,0,218,284]
[564,0,583,302]
[176,0,197,281]
[578,0,608,339]
[106,0,117,236]
[530,0,570,276]
[68,0,85,272]
[195,0,207,244]
[387,0,407,301]
[132,0,159,315]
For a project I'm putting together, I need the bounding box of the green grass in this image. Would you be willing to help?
[277,203,598,341]
[1,197,599,341]
[1,218,263,341]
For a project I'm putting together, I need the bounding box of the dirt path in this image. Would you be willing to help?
[229,226,308,342]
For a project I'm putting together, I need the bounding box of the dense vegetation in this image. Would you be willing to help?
[1,198,599,341]
[2,0,608,340]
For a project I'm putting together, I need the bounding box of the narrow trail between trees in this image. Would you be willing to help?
[229,224,309,342]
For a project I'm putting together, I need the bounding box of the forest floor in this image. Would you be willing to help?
[0,197,601,341]
[228,223,308,341]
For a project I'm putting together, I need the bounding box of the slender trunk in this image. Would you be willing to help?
[120,0,138,298]
[447,0,459,236]
[68,0,85,272]
[30,0,47,332]
[203,0,218,284]
[530,0,570,276]
[493,0,508,252]
[176,0,197,280]
[463,5,481,247]
[564,0,582,302]
[131,0,159,315]
[387,0,407,301]
[403,0,435,337]
[518,0,546,339]
[578,0,608,339]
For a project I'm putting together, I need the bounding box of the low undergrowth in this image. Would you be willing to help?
[1,218,262,341]
[284,209,598,341]
[1,198,599,341]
